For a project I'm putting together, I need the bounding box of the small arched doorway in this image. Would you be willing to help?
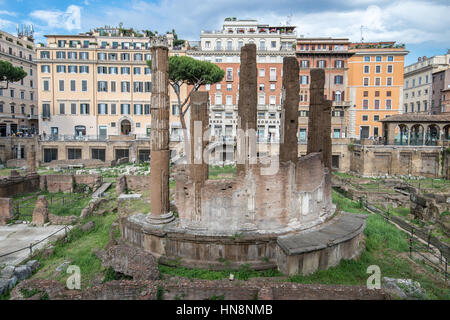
[425,124,440,146]
[120,120,131,135]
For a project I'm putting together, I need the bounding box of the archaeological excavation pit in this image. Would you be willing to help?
[120,40,367,275]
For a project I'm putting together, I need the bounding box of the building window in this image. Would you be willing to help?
[259,68,265,77]
[120,104,130,115]
[59,80,64,92]
[80,66,89,73]
[375,56,382,62]
[375,77,381,86]
[71,103,77,114]
[259,84,264,91]
[133,67,141,75]
[98,81,108,92]
[80,104,90,115]
[59,103,65,114]
[364,56,370,62]
[92,149,105,161]
[226,68,233,81]
[300,75,309,84]
[269,68,276,81]
[111,104,117,115]
[270,83,276,91]
[386,99,392,110]
[317,60,326,68]
[387,56,393,62]
[362,115,368,121]
[134,104,143,115]
[56,65,66,73]
[374,99,380,109]
[81,80,88,92]
[144,104,151,115]
[387,65,393,73]
[41,65,50,73]
[335,60,344,68]
[375,65,381,73]
[301,60,309,68]
[334,75,343,84]
[363,99,369,109]
[333,129,341,138]
[226,83,232,91]
[70,80,76,92]
[98,103,108,115]
[363,78,369,86]
[386,77,392,86]
[68,149,82,160]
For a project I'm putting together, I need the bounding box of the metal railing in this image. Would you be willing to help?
[361,198,449,281]
[0,225,70,260]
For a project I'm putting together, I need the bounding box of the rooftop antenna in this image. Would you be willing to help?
[360,25,365,42]
[286,14,292,26]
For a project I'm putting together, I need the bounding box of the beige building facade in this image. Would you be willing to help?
[403,52,450,114]
[36,26,185,141]
[0,29,38,137]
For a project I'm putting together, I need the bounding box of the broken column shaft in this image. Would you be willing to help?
[189,91,209,183]
[237,44,257,175]
[189,91,209,224]
[27,150,36,174]
[147,37,174,224]
[307,69,332,171]
[280,57,300,163]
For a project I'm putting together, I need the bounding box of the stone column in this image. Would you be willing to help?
[17,142,21,159]
[307,69,332,170]
[189,91,209,225]
[280,57,300,163]
[237,44,257,175]
[147,36,174,224]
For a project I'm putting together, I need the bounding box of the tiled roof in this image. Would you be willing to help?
[380,114,450,122]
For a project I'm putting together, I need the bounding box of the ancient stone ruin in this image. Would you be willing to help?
[120,42,367,275]
[32,195,49,226]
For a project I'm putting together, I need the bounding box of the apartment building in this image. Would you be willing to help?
[432,67,450,114]
[187,18,296,143]
[36,26,185,140]
[0,29,37,136]
[347,42,408,139]
[403,52,450,114]
[295,37,354,141]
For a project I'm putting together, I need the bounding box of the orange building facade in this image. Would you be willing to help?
[347,42,407,139]
[295,38,354,141]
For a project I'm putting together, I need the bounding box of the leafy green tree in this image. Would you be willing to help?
[0,60,27,89]
[146,55,224,130]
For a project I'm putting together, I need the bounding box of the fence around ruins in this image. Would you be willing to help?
[13,192,89,221]
[0,225,71,261]
[362,199,449,282]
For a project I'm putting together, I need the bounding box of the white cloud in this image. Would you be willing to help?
[0,10,17,17]
[76,0,448,46]
[30,5,81,31]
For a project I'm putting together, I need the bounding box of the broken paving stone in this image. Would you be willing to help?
[55,261,71,272]
[26,260,40,273]
[13,265,31,281]
[81,221,95,232]
[118,194,142,201]
[1,265,15,279]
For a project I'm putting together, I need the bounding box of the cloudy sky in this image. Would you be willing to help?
[0,0,448,65]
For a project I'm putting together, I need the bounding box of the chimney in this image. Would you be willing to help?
[418,57,422,62]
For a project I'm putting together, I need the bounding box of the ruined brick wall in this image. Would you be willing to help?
[0,197,14,225]
[350,145,444,178]
[0,173,40,197]
[11,278,388,300]
[74,174,102,188]
[122,175,150,193]
[40,174,101,193]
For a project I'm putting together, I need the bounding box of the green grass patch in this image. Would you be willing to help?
[32,213,117,289]
[208,165,236,178]
[159,263,281,281]
[13,191,91,221]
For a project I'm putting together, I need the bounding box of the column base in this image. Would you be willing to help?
[146,212,175,225]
